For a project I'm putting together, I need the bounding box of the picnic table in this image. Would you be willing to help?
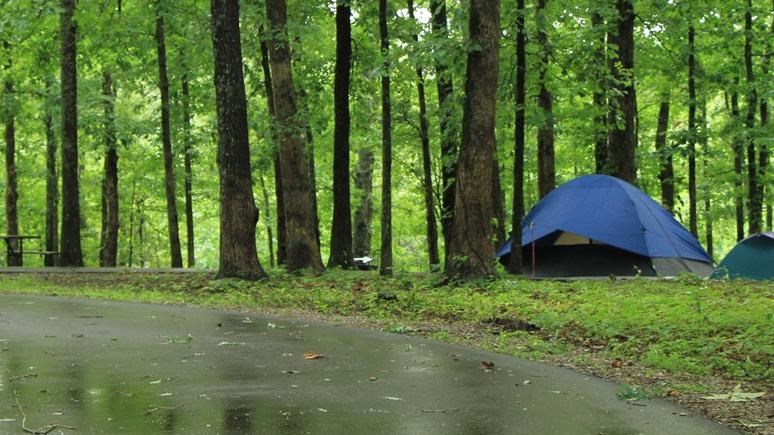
[0,234,54,266]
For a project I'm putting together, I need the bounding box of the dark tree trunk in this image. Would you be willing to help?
[44,76,59,266]
[508,0,526,275]
[655,96,674,212]
[328,0,354,268]
[259,25,286,266]
[210,0,266,279]
[745,0,760,234]
[100,71,119,267]
[155,3,183,268]
[379,0,393,276]
[731,83,746,241]
[353,149,374,257]
[445,0,500,279]
[536,0,555,198]
[687,25,697,236]
[763,5,772,231]
[606,0,637,184]
[59,0,84,266]
[265,0,324,273]
[591,11,608,173]
[258,174,274,267]
[700,100,713,258]
[763,8,772,231]
[298,89,321,249]
[408,0,440,270]
[491,161,506,246]
[2,41,19,265]
[181,70,196,267]
[430,0,457,254]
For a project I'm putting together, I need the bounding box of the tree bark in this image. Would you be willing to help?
[445,0,500,279]
[59,0,84,266]
[730,82,746,241]
[408,0,440,270]
[44,76,59,266]
[508,0,526,275]
[328,0,354,268]
[763,5,772,231]
[654,96,674,212]
[259,25,286,266]
[210,0,266,279]
[181,70,196,267]
[430,0,457,254]
[536,0,555,198]
[687,24,697,236]
[700,100,713,258]
[155,2,183,268]
[2,41,19,265]
[745,0,760,234]
[491,161,506,246]
[100,71,119,267]
[379,0,393,276]
[257,174,274,267]
[353,149,374,257]
[591,11,608,174]
[265,0,324,273]
[606,0,637,184]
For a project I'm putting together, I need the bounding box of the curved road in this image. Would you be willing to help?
[0,294,736,434]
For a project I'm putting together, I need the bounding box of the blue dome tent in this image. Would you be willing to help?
[497,175,714,277]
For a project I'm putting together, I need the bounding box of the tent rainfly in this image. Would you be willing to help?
[711,233,774,281]
[497,175,714,277]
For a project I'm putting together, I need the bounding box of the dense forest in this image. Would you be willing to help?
[0,0,771,278]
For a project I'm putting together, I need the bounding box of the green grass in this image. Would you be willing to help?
[0,270,771,383]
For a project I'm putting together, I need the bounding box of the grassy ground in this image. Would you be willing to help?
[0,271,771,433]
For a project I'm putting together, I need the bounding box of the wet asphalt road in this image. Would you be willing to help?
[0,294,737,434]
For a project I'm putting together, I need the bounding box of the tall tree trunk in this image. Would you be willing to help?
[59,0,84,266]
[591,11,608,173]
[760,2,771,231]
[210,0,266,279]
[44,76,59,266]
[508,0,526,275]
[257,174,274,267]
[687,24,697,236]
[654,96,674,212]
[745,0,760,234]
[700,100,713,258]
[536,0,555,198]
[298,89,321,249]
[2,41,19,266]
[181,70,196,267]
[265,0,324,273]
[491,161,506,246]
[155,2,183,268]
[259,25,286,266]
[606,0,637,183]
[445,0,500,279]
[430,0,457,254]
[328,0,354,268]
[99,71,119,267]
[353,149,374,257]
[408,0,440,270]
[379,0,393,276]
[731,82,746,241]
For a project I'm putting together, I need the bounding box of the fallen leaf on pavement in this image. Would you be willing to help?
[481,361,495,370]
[303,352,325,360]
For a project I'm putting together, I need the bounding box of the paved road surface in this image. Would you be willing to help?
[0,294,737,434]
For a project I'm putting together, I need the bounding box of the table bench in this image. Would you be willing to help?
[0,235,59,266]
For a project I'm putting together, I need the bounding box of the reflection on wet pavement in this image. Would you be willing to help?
[0,294,736,434]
